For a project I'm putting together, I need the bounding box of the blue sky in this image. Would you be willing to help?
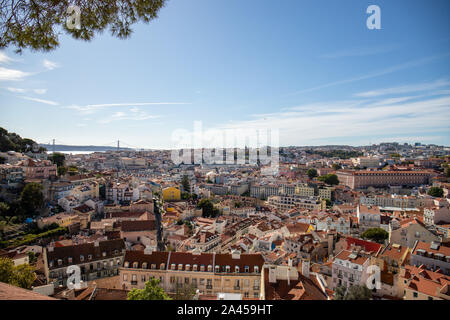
[0,0,449,149]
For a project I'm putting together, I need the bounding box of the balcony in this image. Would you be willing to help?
[131,281,138,285]
[234,286,241,290]
[206,285,212,289]
[253,286,260,290]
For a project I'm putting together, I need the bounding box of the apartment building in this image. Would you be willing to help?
[19,158,57,180]
[337,170,434,189]
[360,195,433,210]
[398,265,450,300]
[268,195,325,211]
[250,184,280,199]
[119,249,265,298]
[356,205,381,232]
[411,241,450,275]
[351,157,380,168]
[389,218,440,248]
[374,243,410,274]
[106,182,139,204]
[295,183,315,197]
[43,239,126,287]
[230,183,249,196]
[331,250,371,290]
[423,200,450,227]
[187,231,221,252]
[0,164,24,189]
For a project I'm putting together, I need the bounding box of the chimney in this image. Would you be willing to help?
[231,249,241,260]
[192,247,202,256]
[144,246,154,255]
[288,257,293,267]
[302,258,310,278]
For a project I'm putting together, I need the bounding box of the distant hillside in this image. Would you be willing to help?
[0,127,44,153]
[39,144,133,152]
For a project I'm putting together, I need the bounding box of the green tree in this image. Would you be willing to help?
[27,252,37,264]
[197,199,219,218]
[1,0,167,53]
[0,257,36,289]
[49,152,65,167]
[334,285,372,300]
[332,163,342,170]
[318,174,339,185]
[127,278,171,300]
[181,192,190,200]
[57,166,68,176]
[0,202,9,220]
[181,175,190,192]
[12,264,36,289]
[444,164,450,178]
[20,183,44,217]
[333,285,347,300]
[361,228,389,243]
[0,257,15,284]
[67,166,79,176]
[307,168,318,179]
[428,187,444,198]
[174,283,196,300]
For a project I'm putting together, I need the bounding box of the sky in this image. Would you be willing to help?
[0,0,449,149]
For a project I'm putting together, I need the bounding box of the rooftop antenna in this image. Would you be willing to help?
[117,140,120,152]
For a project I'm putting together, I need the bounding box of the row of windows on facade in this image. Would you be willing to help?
[415,250,450,262]
[123,261,260,273]
[49,250,121,267]
[123,274,260,288]
[50,258,122,272]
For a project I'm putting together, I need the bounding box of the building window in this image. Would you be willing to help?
[413,292,418,298]
[123,274,128,281]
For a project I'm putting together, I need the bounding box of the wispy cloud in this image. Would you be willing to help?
[65,102,191,114]
[211,90,450,146]
[320,44,400,59]
[6,87,26,93]
[98,110,160,124]
[43,59,60,70]
[0,52,14,64]
[354,79,450,97]
[22,96,59,106]
[33,88,47,95]
[0,67,31,81]
[288,53,450,96]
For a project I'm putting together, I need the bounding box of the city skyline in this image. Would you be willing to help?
[1,0,450,149]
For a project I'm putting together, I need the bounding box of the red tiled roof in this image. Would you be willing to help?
[345,237,382,253]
